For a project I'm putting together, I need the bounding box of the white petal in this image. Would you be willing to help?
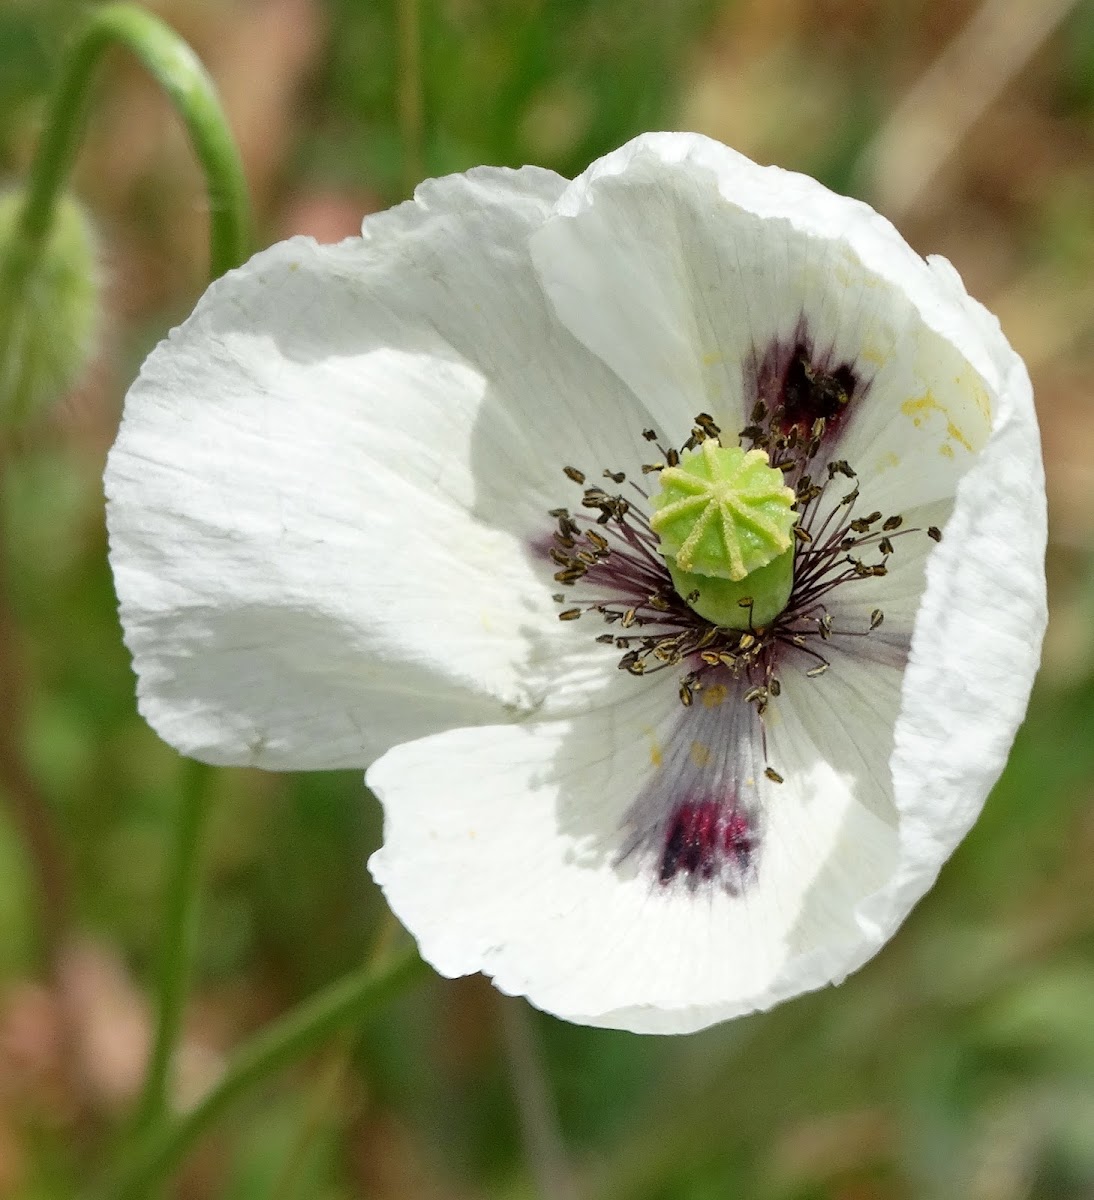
[367,666,905,1035]
[106,166,648,769]
[530,132,998,514]
[859,280,1047,960]
[773,270,1045,987]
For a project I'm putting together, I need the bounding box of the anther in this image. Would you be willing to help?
[695,412,721,437]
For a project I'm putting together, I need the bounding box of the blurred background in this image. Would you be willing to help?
[1,0,1093,1195]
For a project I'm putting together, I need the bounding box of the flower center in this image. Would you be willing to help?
[649,439,796,629]
[547,403,939,722]
[543,336,946,893]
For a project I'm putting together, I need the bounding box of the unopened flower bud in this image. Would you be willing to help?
[0,191,100,425]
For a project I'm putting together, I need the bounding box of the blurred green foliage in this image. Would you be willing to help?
[0,0,1093,1198]
[316,0,720,191]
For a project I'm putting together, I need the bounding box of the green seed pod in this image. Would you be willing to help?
[0,191,100,426]
[651,439,797,629]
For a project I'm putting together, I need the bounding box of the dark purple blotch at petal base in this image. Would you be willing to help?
[616,671,766,895]
[659,798,756,885]
[747,322,867,445]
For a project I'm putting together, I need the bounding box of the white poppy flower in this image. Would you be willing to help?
[105,133,1047,1035]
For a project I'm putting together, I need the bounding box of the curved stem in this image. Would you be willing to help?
[101,945,426,1200]
[7,0,248,1152]
[131,758,215,1136]
[9,2,250,287]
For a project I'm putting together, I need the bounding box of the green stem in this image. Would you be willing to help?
[9,2,250,286]
[131,758,215,1136]
[102,945,426,1200]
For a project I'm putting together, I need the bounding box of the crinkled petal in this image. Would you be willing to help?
[530,132,998,516]
[857,274,1047,959]
[368,664,905,1034]
[106,166,650,769]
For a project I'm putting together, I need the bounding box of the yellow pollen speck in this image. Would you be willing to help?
[972,384,992,422]
[946,420,972,451]
[940,443,955,459]
[690,741,711,768]
[649,742,663,768]
[902,395,935,419]
[702,351,723,367]
[702,683,728,708]
[875,451,900,473]
[901,393,973,453]
[859,346,887,368]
